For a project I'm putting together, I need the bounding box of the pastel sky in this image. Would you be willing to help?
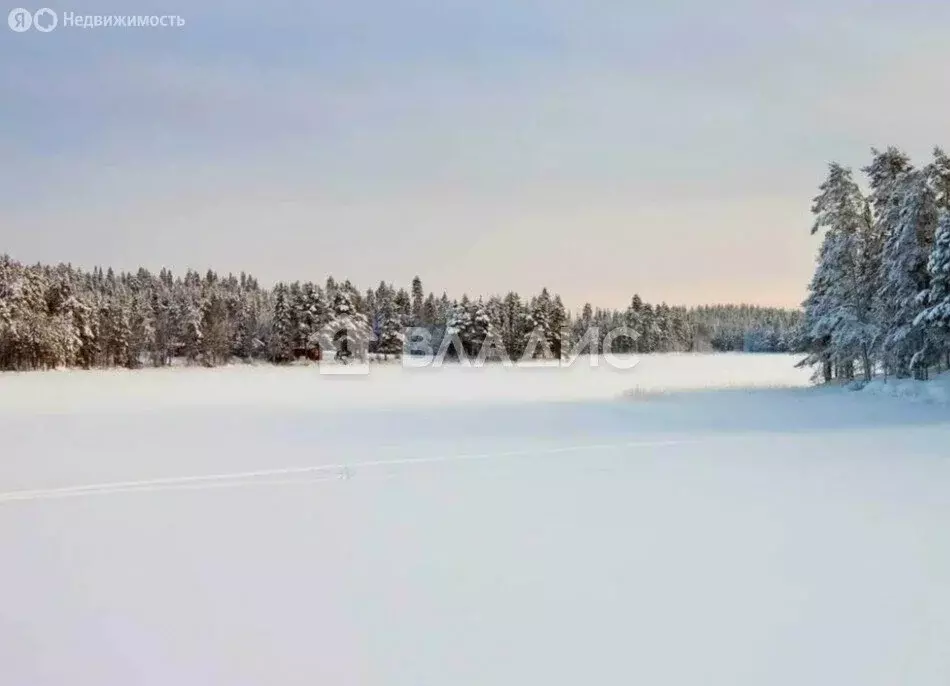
[2,0,948,309]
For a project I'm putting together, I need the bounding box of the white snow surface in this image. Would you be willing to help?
[0,353,807,413]
[857,370,950,405]
[1,354,949,686]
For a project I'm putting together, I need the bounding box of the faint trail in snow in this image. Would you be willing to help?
[0,475,348,501]
[0,438,704,504]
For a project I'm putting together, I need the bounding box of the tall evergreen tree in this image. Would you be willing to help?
[932,147,950,214]
[411,276,425,325]
[878,169,937,378]
[523,289,555,359]
[323,289,371,363]
[375,287,405,357]
[269,284,294,363]
[916,210,950,364]
[800,164,873,379]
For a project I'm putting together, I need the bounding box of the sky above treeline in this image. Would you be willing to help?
[2,0,949,309]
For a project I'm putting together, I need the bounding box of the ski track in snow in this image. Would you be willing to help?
[0,438,710,503]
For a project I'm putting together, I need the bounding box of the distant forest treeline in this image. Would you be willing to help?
[0,255,800,371]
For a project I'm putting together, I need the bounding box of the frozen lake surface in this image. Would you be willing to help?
[2,354,949,685]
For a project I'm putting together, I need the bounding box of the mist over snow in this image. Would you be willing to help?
[0,353,809,413]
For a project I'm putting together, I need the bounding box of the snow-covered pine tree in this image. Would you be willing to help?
[363,288,378,325]
[411,276,425,325]
[549,294,568,358]
[522,289,554,359]
[23,267,60,368]
[321,289,372,363]
[343,280,365,314]
[243,288,270,360]
[371,281,391,350]
[865,148,913,218]
[800,163,868,381]
[932,147,950,214]
[285,282,305,356]
[436,292,451,325]
[68,287,98,369]
[878,169,937,379]
[861,148,913,366]
[269,284,295,363]
[305,283,329,358]
[501,292,525,360]
[375,287,405,358]
[0,256,21,369]
[422,292,438,327]
[126,292,153,368]
[176,295,202,365]
[466,298,495,359]
[915,209,950,368]
[45,268,87,368]
[393,288,411,326]
[654,304,677,352]
[200,288,231,366]
[624,296,644,354]
[149,287,174,366]
[568,302,594,353]
[373,281,391,311]
[639,304,661,354]
[450,295,474,356]
[671,307,693,351]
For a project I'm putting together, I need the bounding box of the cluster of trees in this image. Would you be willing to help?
[799,146,950,382]
[690,305,800,353]
[566,300,797,357]
[0,256,800,371]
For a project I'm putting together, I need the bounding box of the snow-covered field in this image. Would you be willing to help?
[2,354,949,686]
